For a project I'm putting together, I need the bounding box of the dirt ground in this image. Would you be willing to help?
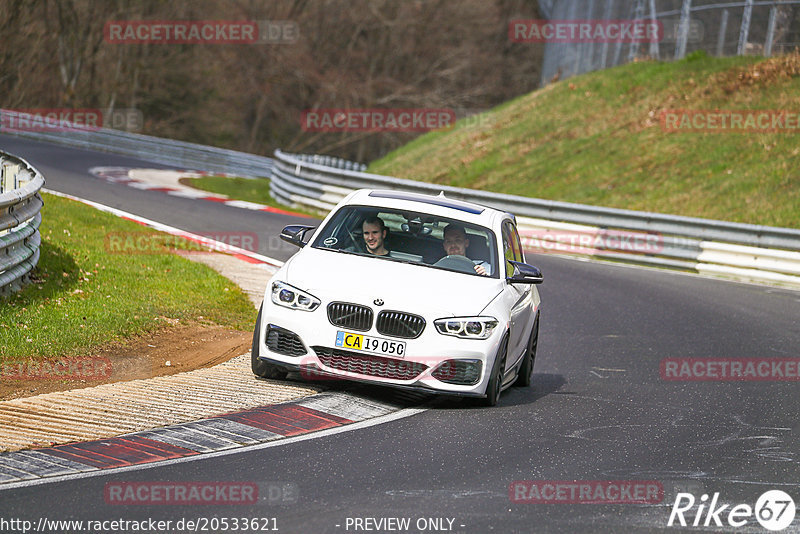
[0,323,251,401]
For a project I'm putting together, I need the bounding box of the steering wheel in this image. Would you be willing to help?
[433,254,475,273]
[348,230,367,253]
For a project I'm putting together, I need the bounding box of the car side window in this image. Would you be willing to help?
[502,222,515,278]
[502,220,525,278]
[509,223,525,264]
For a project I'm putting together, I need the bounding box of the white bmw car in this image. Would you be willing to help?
[252,189,542,406]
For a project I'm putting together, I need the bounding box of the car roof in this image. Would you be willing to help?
[341,189,513,227]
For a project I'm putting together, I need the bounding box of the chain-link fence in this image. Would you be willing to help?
[537,0,800,84]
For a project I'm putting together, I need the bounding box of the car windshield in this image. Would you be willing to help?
[310,205,498,278]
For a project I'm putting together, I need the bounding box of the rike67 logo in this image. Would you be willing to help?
[668,490,796,531]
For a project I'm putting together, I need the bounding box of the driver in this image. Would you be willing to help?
[442,224,489,276]
[362,216,389,256]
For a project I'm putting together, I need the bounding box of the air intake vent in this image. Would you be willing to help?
[265,325,307,356]
[432,359,482,385]
[313,346,427,381]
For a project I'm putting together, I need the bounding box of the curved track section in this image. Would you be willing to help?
[1,134,799,533]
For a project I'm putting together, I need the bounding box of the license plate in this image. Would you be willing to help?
[335,331,406,358]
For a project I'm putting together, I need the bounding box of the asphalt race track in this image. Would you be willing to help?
[0,134,318,261]
[2,134,800,533]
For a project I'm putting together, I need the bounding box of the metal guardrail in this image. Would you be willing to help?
[0,109,274,178]
[271,149,800,288]
[2,111,796,288]
[288,153,367,173]
[0,152,44,295]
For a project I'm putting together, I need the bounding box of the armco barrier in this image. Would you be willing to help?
[2,111,797,289]
[271,149,800,289]
[0,108,274,178]
[0,151,44,294]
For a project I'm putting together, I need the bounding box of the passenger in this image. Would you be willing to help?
[362,216,389,256]
[442,224,489,275]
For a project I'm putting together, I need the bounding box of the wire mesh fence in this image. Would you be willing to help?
[536,0,800,84]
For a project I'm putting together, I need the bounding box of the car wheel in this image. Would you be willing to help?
[513,314,539,388]
[251,304,289,380]
[482,333,508,407]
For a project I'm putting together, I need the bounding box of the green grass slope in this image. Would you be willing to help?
[0,194,254,360]
[368,51,800,228]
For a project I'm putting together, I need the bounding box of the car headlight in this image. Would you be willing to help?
[434,316,498,339]
[271,281,320,311]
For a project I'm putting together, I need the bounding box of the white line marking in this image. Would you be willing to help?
[0,406,426,492]
[166,189,216,199]
[224,200,271,211]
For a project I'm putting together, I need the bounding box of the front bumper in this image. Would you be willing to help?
[256,359,488,398]
[257,299,504,396]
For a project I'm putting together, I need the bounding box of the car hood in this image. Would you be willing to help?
[283,247,502,316]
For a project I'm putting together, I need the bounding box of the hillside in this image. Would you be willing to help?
[368,51,800,228]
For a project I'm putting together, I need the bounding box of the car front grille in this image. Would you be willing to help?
[375,310,426,339]
[265,325,307,356]
[327,302,373,331]
[312,346,428,381]
[431,359,482,385]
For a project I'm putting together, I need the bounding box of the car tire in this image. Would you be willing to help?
[251,304,289,380]
[513,313,539,388]
[482,333,508,407]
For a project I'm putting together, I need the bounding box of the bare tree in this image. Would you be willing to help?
[1,0,543,162]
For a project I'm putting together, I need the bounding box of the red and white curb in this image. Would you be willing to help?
[89,166,311,218]
[5,190,427,489]
[0,391,426,489]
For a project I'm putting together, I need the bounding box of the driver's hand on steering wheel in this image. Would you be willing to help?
[474,264,487,276]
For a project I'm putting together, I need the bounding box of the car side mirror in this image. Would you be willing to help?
[507,260,543,284]
[280,225,316,248]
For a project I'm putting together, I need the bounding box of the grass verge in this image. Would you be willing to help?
[368,51,800,229]
[0,193,255,361]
